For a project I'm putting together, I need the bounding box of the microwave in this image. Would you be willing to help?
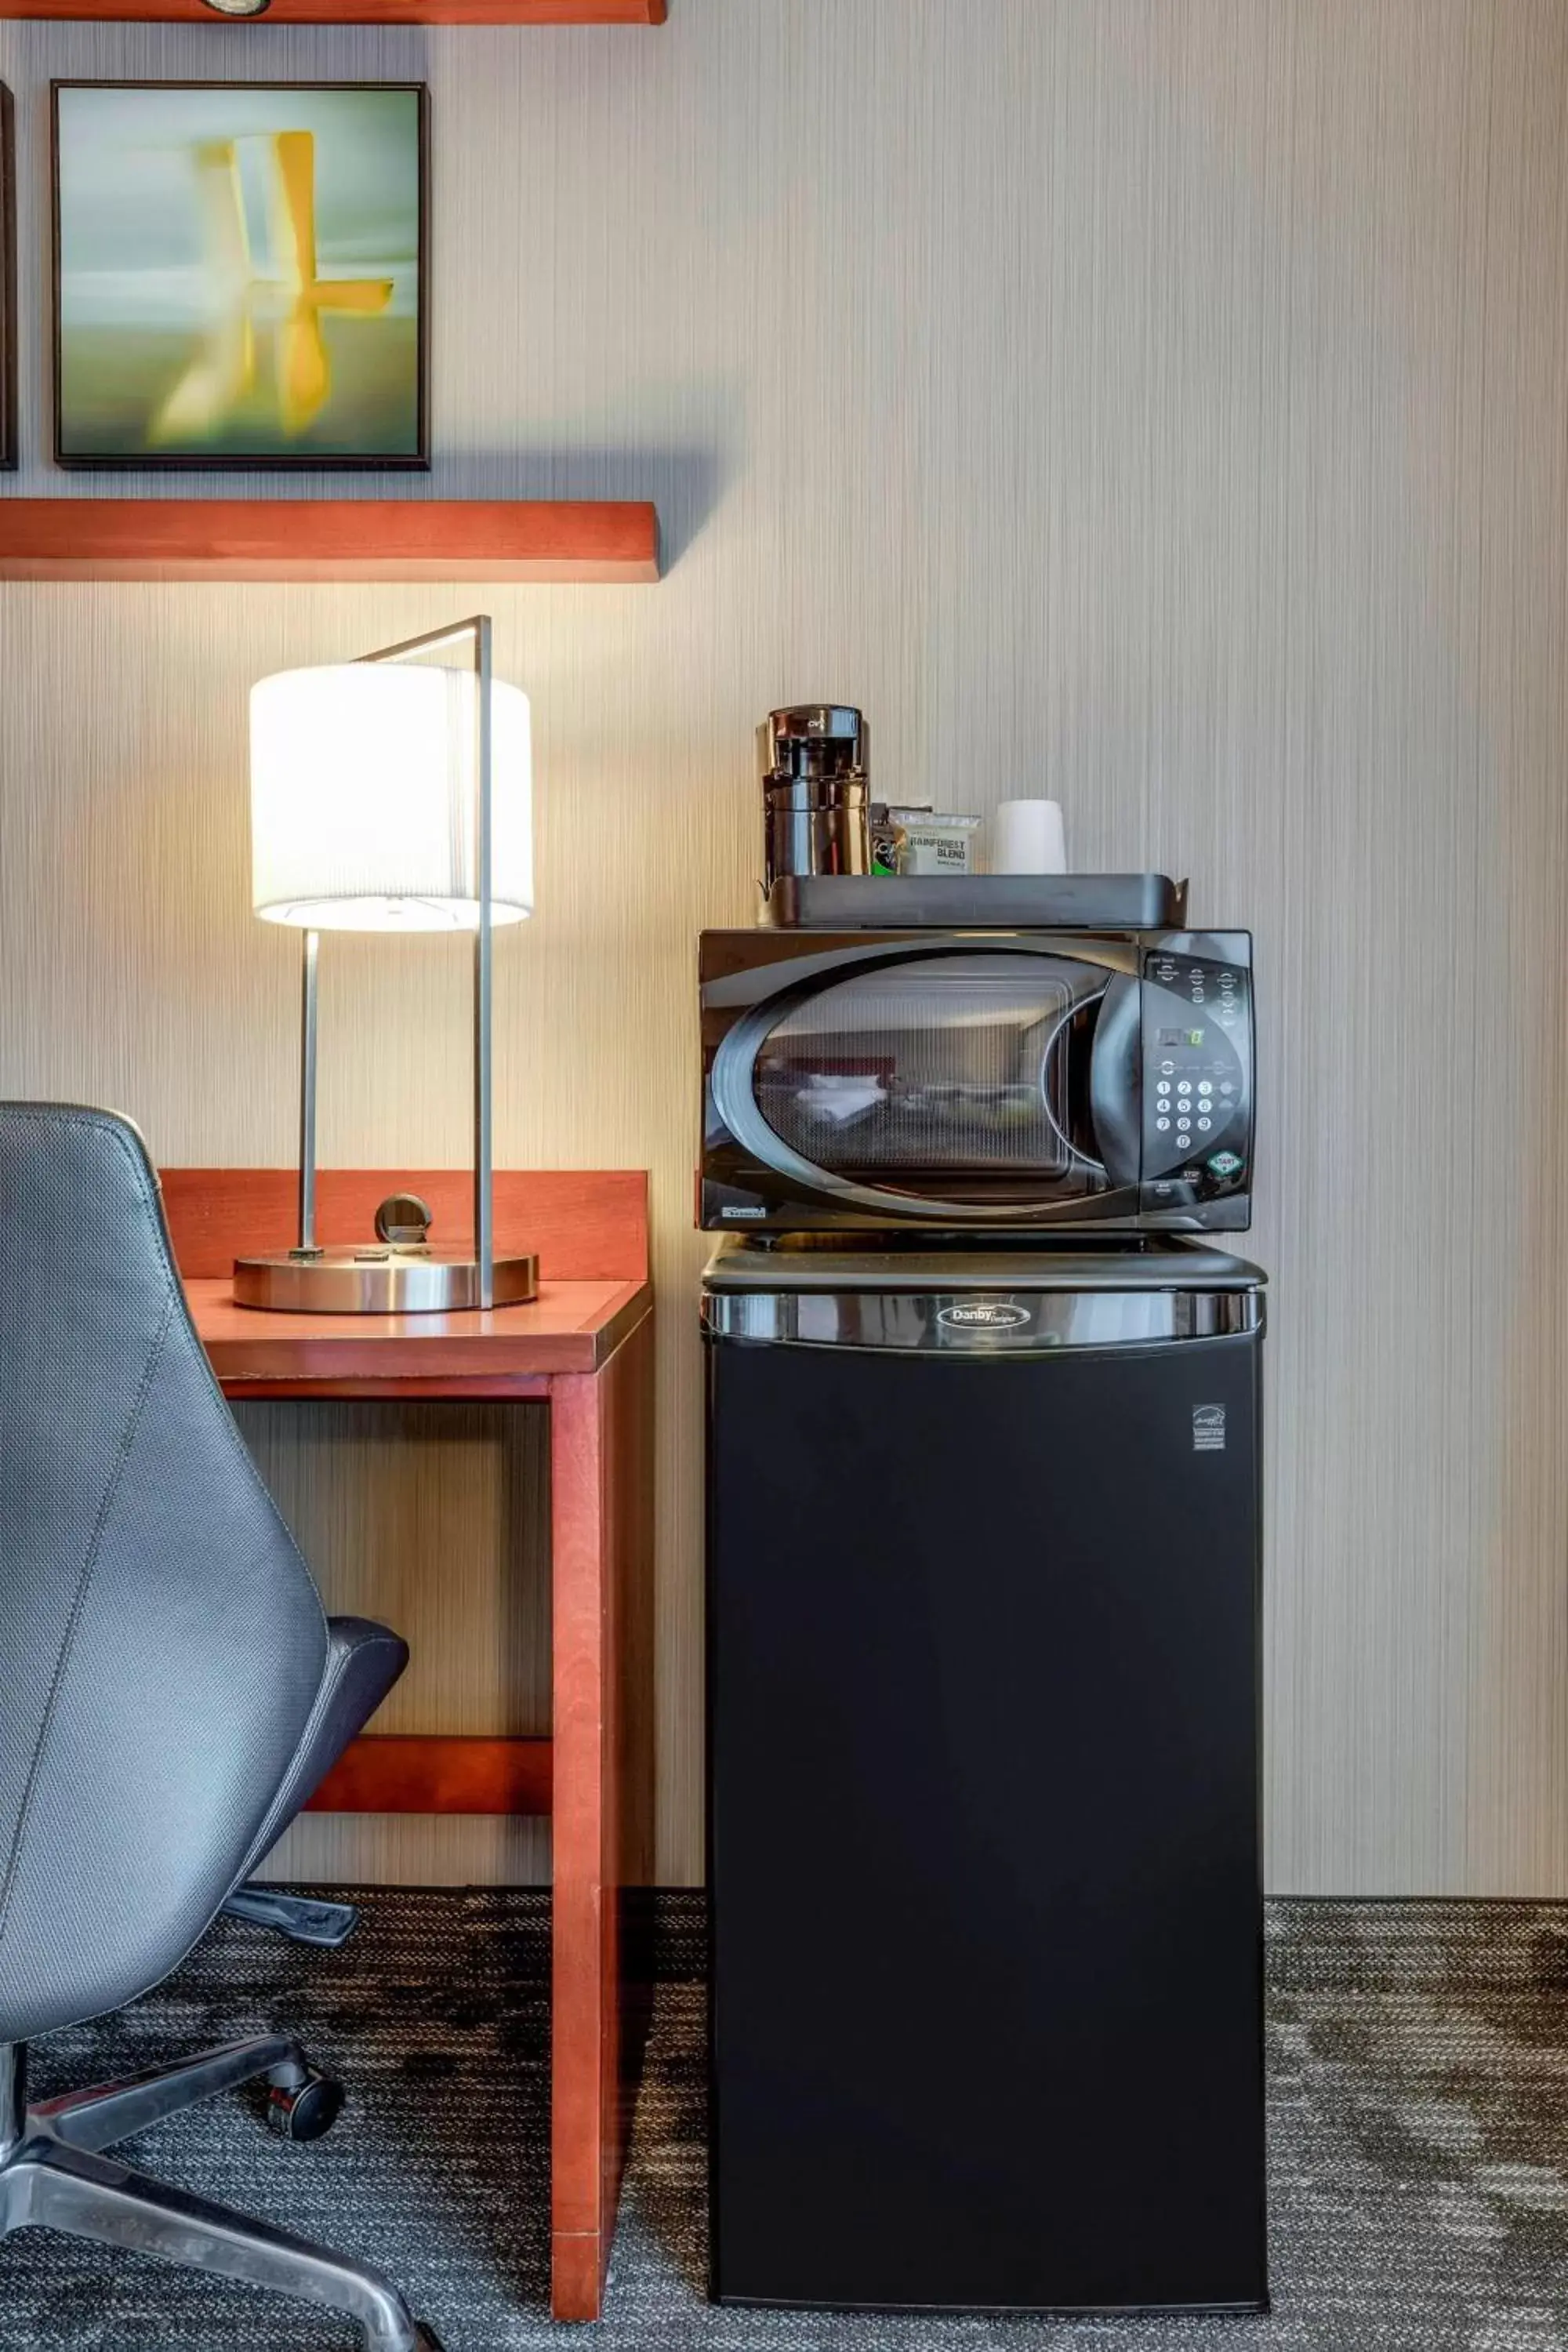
[699,927,1254,1234]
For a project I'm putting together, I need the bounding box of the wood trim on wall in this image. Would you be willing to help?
[0,501,661,583]
[0,7,668,31]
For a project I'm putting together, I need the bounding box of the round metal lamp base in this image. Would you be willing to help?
[232,1248,539,1315]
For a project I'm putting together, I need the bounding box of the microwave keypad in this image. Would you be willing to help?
[1142,956,1250,1193]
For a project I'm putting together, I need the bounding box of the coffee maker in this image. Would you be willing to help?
[757,705,870,891]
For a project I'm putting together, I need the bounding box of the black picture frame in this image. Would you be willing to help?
[50,80,430,472]
[1,85,16,473]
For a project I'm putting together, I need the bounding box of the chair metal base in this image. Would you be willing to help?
[0,2039,442,2352]
[220,1882,361,1948]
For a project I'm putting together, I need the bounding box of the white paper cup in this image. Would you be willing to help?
[989,799,1067,874]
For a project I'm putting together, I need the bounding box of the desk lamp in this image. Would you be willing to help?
[234,614,537,1314]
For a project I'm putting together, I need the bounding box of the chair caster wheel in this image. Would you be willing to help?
[266,2068,345,2142]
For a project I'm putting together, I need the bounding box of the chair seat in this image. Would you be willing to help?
[234,1617,409,1886]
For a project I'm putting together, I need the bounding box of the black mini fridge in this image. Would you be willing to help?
[704,1236,1267,2316]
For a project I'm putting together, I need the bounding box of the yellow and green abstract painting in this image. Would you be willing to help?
[54,83,425,466]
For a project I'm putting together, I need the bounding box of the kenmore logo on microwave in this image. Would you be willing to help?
[721,1204,768,1219]
[937,1301,1032,1332]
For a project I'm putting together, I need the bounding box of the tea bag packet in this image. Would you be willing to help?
[888,811,982,876]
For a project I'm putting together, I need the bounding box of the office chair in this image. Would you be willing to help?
[0,1103,441,2351]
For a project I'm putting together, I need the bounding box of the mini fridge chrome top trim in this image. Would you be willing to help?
[700,1232,1266,1351]
[699,926,1255,1236]
[701,1287,1261,1352]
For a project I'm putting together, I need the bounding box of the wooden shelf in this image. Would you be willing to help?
[0,498,661,583]
[0,2,664,20]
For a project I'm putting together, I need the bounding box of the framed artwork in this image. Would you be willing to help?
[51,82,428,470]
[1,85,16,472]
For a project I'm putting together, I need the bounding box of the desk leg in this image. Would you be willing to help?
[549,1313,655,2321]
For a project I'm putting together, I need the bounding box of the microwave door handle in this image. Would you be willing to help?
[1089,971,1142,1188]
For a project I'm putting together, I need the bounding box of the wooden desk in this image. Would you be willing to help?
[164,1168,655,2324]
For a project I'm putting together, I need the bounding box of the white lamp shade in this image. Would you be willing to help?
[250,664,533,931]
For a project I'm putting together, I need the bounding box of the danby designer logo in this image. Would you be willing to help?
[937,1301,1031,1332]
[1192,1404,1227,1453]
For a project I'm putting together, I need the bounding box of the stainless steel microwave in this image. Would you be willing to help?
[699,927,1254,1233]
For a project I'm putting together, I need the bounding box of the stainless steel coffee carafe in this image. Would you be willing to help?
[759,706,870,889]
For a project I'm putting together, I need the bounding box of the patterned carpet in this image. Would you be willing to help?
[7,1895,1568,2348]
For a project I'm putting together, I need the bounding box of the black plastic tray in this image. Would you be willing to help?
[761,873,1189,931]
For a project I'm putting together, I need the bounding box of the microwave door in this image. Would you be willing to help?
[1087,970,1144,1189]
[712,948,1137,1225]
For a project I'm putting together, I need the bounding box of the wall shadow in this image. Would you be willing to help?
[440,430,736,573]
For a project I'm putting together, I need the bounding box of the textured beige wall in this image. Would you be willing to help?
[3,1,1567,1893]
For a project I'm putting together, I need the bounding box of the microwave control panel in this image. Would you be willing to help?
[1139,946,1252,1220]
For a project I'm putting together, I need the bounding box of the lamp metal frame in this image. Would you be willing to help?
[237,612,535,1316]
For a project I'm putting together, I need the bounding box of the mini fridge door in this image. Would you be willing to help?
[705,1254,1266,2315]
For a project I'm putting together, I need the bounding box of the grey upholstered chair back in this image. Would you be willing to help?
[0,1104,328,2045]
